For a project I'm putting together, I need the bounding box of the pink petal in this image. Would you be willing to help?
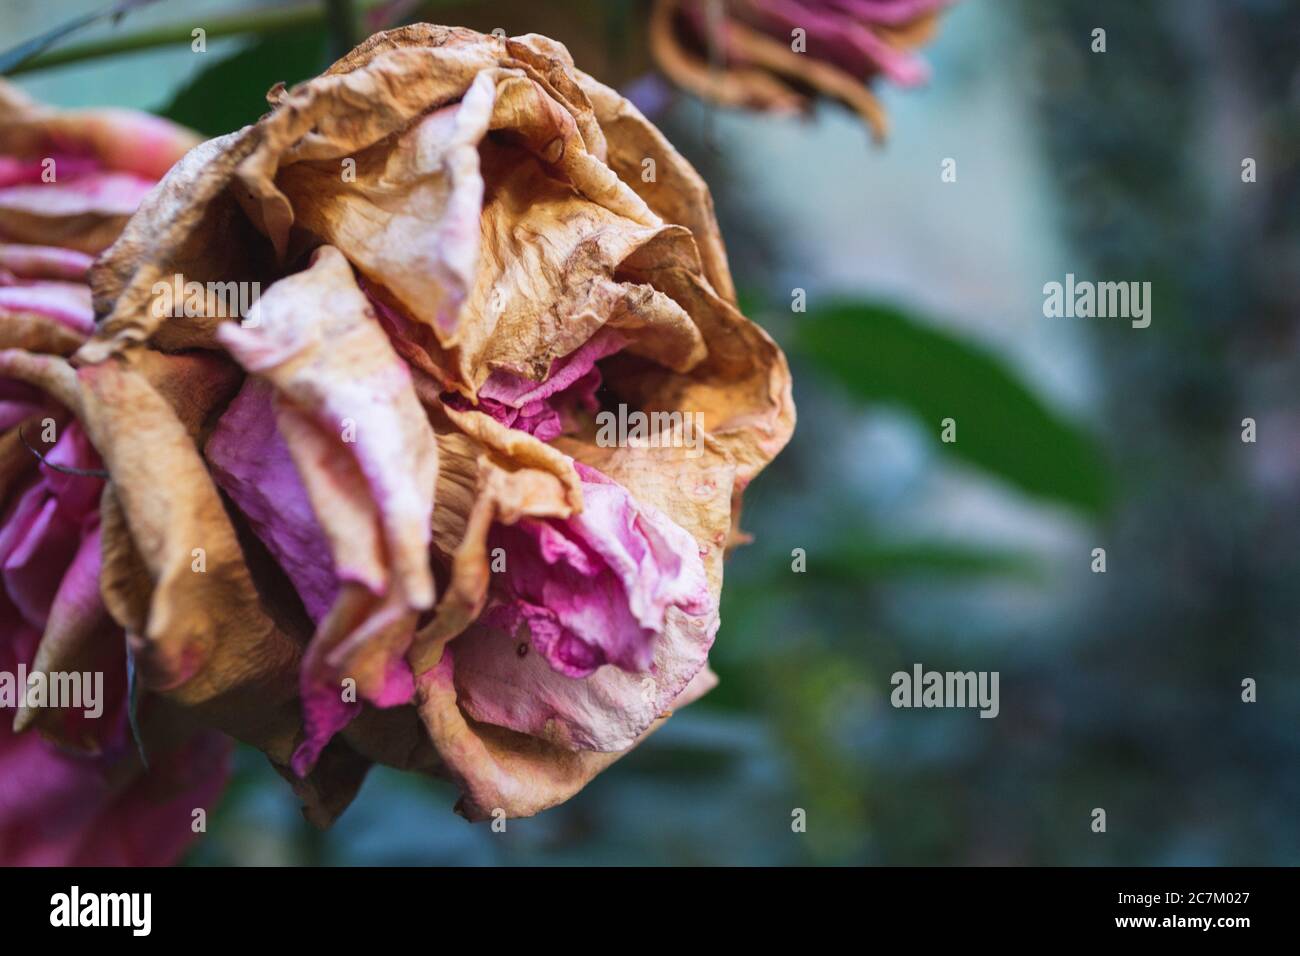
[447,328,626,440]
[0,486,77,629]
[0,281,94,334]
[0,155,99,188]
[205,379,340,623]
[477,328,627,408]
[0,722,230,866]
[0,244,94,281]
[0,171,156,220]
[483,461,712,678]
[450,601,718,753]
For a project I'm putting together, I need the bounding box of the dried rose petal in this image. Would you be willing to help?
[650,0,953,141]
[78,26,794,824]
[0,80,235,866]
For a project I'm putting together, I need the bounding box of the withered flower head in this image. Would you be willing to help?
[650,0,953,141]
[68,25,794,826]
[0,80,229,865]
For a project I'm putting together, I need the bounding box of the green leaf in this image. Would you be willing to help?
[723,542,1043,606]
[793,540,1046,584]
[156,28,329,137]
[797,300,1109,513]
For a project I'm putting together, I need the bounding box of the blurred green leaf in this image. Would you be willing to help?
[156,28,328,137]
[799,540,1046,583]
[797,300,1109,513]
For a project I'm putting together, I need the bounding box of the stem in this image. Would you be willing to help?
[323,0,360,58]
[7,1,377,76]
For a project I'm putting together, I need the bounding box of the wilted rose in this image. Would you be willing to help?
[650,0,953,140]
[70,24,794,825]
[0,80,229,865]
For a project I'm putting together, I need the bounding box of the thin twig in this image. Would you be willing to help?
[18,425,110,479]
[0,0,163,75]
[6,2,348,76]
[3,0,457,76]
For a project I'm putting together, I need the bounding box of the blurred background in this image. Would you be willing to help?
[5,0,1298,864]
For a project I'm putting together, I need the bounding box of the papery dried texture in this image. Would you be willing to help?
[0,79,199,255]
[214,246,437,775]
[84,28,719,387]
[83,354,373,827]
[415,436,731,819]
[0,350,116,752]
[650,0,952,141]
[0,348,241,862]
[0,345,355,817]
[0,77,195,349]
[81,25,793,821]
[0,81,195,750]
[0,84,241,863]
[86,24,789,507]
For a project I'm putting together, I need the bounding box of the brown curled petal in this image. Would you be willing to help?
[485,71,653,228]
[96,487,152,645]
[722,18,891,142]
[499,34,610,160]
[415,641,718,821]
[441,403,583,511]
[340,703,439,774]
[271,736,373,830]
[96,393,369,824]
[649,0,809,116]
[876,11,943,51]
[236,40,502,260]
[83,132,279,357]
[0,424,40,504]
[0,314,85,356]
[449,168,717,393]
[74,352,305,763]
[0,349,83,416]
[604,234,796,491]
[12,525,115,748]
[279,70,497,342]
[414,656,658,821]
[575,70,738,305]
